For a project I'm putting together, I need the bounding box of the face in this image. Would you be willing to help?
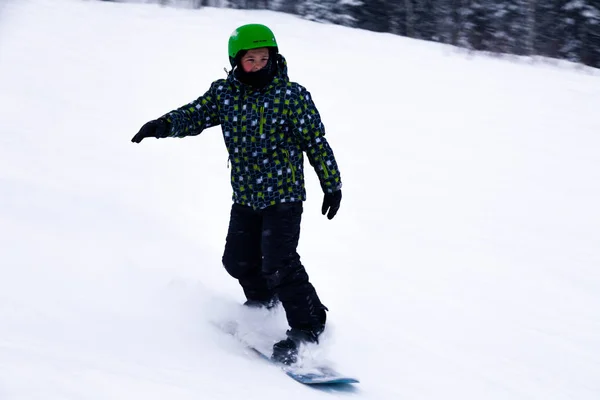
[240,48,270,73]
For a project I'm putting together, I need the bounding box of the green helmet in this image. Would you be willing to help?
[228,24,278,61]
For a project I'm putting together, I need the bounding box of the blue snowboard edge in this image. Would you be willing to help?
[286,371,360,385]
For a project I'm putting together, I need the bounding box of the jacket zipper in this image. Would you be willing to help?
[259,106,264,136]
[238,90,247,201]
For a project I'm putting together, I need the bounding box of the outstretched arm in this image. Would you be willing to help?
[131,82,221,143]
[165,82,221,137]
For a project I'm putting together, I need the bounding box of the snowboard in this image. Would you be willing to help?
[215,320,359,385]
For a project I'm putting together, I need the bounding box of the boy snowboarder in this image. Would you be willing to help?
[131,24,342,365]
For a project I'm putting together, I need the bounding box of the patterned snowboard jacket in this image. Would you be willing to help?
[164,55,342,210]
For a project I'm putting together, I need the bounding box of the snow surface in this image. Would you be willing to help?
[1,0,600,398]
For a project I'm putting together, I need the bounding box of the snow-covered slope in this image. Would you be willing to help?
[1,0,599,399]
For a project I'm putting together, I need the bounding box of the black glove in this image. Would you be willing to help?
[131,118,170,143]
[321,190,342,220]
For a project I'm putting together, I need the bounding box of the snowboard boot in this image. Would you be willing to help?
[271,328,321,365]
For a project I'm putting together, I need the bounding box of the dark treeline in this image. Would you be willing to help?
[104,0,600,69]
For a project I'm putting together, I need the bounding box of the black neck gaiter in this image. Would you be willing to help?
[234,56,276,90]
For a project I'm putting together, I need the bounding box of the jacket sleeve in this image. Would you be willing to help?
[163,81,222,137]
[288,85,342,193]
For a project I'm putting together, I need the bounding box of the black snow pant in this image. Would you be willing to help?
[222,202,326,334]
